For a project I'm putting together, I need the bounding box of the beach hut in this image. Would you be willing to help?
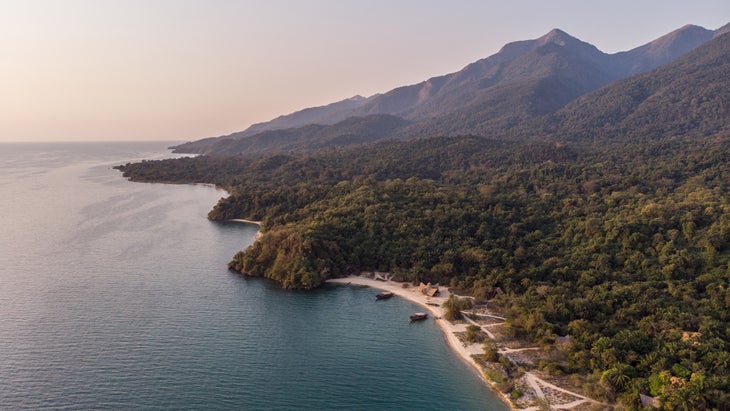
[418,282,440,297]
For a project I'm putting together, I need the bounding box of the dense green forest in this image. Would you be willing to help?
[117,134,730,409]
[115,32,730,411]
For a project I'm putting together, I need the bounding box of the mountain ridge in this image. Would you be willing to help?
[550,30,730,141]
[173,22,728,155]
[119,26,730,411]
[611,24,714,75]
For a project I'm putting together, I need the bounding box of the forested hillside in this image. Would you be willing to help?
[172,115,409,157]
[551,31,730,141]
[116,31,730,411]
[172,24,722,156]
[118,133,729,408]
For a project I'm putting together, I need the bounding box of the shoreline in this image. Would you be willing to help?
[326,275,516,410]
[228,219,263,241]
[228,218,262,226]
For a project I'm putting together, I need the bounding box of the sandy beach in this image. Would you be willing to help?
[235,225,597,410]
[326,276,606,411]
[326,275,514,409]
[228,219,263,241]
[226,218,512,405]
[228,218,262,226]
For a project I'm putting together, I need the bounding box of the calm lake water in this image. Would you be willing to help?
[0,142,507,410]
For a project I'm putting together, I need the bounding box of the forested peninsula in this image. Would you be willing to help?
[116,31,729,410]
[117,133,729,408]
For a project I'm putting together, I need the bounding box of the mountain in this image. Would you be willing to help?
[120,28,730,411]
[237,95,369,138]
[714,21,730,37]
[172,23,725,155]
[350,29,614,123]
[187,114,410,157]
[550,31,730,141]
[611,24,714,76]
[387,29,617,138]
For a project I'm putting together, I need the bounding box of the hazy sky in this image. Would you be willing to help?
[1,1,728,142]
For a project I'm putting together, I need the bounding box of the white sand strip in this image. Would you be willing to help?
[228,218,262,225]
[327,275,514,409]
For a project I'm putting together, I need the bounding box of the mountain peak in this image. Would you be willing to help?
[177,22,721,155]
[638,24,713,61]
[538,28,581,47]
[495,28,597,62]
[529,28,608,63]
[652,24,712,45]
[714,21,730,37]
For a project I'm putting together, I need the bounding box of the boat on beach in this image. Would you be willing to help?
[410,312,428,321]
[376,291,394,300]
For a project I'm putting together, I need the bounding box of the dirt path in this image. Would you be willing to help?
[499,347,541,354]
[464,303,608,409]
[327,276,609,410]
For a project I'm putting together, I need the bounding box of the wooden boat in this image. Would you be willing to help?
[410,312,428,321]
[376,291,394,300]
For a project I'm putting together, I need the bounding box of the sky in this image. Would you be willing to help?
[1,1,728,142]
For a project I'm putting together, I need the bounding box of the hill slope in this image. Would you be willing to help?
[236,95,369,138]
[172,23,722,155]
[193,114,410,157]
[550,31,730,141]
[118,28,730,411]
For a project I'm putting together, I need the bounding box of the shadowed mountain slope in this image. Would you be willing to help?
[183,114,410,157]
[172,23,726,155]
[611,24,714,75]
[238,95,369,138]
[548,31,730,142]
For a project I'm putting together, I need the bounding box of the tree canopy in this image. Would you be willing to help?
[117,132,730,409]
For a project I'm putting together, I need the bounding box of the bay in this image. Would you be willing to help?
[0,142,507,410]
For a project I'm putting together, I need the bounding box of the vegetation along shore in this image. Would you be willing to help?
[117,28,730,409]
[328,274,609,410]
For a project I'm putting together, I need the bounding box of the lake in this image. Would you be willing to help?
[0,141,507,410]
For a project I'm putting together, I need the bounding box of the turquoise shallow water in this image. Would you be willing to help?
[0,142,507,410]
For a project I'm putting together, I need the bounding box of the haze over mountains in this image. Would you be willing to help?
[174,23,729,156]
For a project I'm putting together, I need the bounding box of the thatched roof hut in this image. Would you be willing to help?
[418,282,440,297]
